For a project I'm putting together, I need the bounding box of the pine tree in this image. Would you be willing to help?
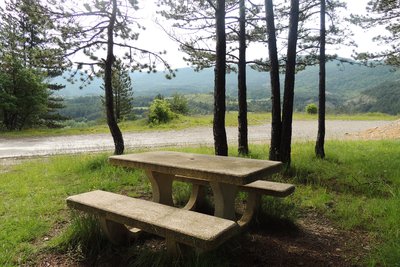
[101,59,134,122]
[351,0,400,66]
[315,0,326,159]
[0,0,67,128]
[45,0,173,154]
[112,60,134,122]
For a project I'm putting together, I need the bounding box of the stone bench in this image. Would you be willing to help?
[66,190,240,255]
[239,180,295,197]
[238,180,295,227]
[175,175,295,197]
[174,175,295,227]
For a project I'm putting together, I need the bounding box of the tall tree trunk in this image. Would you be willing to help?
[280,0,299,165]
[105,0,124,155]
[238,0,249,155]
[213,0,228,156]
[265,0,282,161]
[315,0,326,158]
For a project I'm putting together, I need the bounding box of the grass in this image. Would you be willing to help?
[0,140,399,266]
[0,112,398,138]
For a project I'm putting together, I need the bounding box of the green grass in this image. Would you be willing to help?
[1,112,398,138]
[0,140,399,266]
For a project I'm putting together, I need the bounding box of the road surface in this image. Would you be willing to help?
[0,120,392,159]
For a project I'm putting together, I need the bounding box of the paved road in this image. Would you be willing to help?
[0,120,391,159]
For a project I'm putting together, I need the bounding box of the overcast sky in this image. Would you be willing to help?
[1,0,385,69]
[136,0,383,68]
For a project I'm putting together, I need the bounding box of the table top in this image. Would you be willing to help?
[109,151,283,185]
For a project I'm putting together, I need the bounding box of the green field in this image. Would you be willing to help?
[0,140,399,266]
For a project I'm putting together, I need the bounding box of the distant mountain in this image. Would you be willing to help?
[345,81,400,115]
[53,67,267,98]
[54,59,400,111]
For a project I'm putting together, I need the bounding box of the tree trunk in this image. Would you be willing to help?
[105,0,124,155]
[280,0,299,165]
[213,0,228,156]
[265,0,282,161]
[238,0,249,155]
[315,0,326,158]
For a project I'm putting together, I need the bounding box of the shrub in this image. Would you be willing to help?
[305,103,318,114]
[168,93,189,115]
[148,99,176,124]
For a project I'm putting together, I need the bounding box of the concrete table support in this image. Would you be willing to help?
[146,170,174,206]
[183,184,207,211]
[210,182,238,220]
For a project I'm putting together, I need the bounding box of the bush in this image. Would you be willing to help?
[305,103,318,114]
[148,99,176,124]
[168,93,189,115]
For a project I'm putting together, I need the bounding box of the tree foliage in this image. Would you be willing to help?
[0,0,67,129]
[101,59,134,122]
[148,98,176,124]
[43,0,174,154]
[0,60,47,130]
[306,103,318,114]
[351,0,400,66]
[254,0,350,72]
[168,93,189,115]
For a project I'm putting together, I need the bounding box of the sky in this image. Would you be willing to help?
[0,0,386,69]
[135,0,384,68]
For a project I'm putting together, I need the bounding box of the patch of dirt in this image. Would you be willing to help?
[231,212,373,267]
[36,254,83,267]
[346,119,400,140]
[35,212,372,267]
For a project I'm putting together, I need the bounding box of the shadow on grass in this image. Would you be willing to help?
[52,196,301,266]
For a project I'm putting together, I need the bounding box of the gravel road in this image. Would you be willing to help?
[0,120,392,159]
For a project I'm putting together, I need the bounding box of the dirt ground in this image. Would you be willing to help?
[346,119,400,140]
[36,211,373,267]
[17,121,400,266]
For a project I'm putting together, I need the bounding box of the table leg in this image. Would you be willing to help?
[210,182,238,220]
[238,192,261,228]
[145,170,174,206]
[183,184,207,211]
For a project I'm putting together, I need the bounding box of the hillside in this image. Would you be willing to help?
[345,81,400,115]
[54,59,400,98]
[54,59,400,115]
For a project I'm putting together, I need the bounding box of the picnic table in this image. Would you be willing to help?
[67,151,294,255]
[108,151,285,221]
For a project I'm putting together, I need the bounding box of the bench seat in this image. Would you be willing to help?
[174,175,295,197]
[67,190,239,253]
[239,180,295,197]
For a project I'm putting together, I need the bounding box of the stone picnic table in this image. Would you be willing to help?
[67,151,295,255]
[108,151,285,221]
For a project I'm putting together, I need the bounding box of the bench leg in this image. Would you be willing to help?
[210,182,238,220]
[99,218,130,245]
[238,192,261,228]
[145,170,174,206]
[165,232,181,258]
[183,184,207,211]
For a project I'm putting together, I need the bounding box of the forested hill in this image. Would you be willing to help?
[345,81,400,115]
[55,59,400,101]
